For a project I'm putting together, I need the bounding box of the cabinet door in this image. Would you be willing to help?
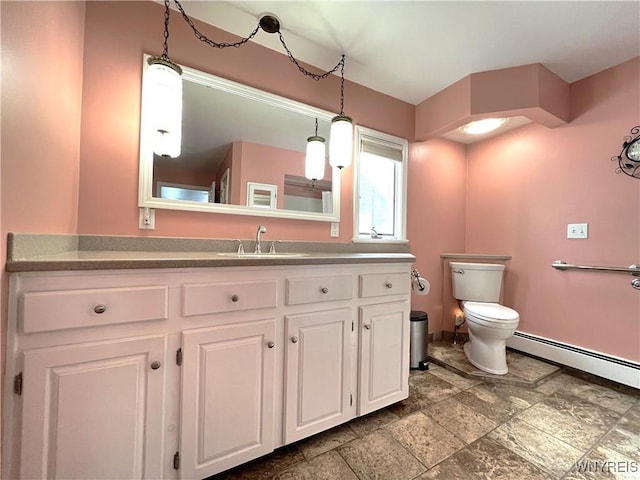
[20,335,166,480]
[359,302,409,415]
[180,319,276,479]
[284,308,353,443]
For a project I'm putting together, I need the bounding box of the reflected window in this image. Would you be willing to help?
[158,182,210,202]
[354,127,407,241]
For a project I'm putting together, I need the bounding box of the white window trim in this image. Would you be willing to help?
[352,125,408,243]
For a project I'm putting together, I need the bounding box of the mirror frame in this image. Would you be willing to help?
[139,55,341,222]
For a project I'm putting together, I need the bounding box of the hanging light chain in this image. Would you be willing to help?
[173,0,261,49]
[162,0,171,59]
[277,33,345,82]
[164,1,349,118]
[339,55,345,115]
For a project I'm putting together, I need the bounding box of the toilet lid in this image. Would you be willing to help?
[463,302,519,323]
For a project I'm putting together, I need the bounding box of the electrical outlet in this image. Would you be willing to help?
[567,223,588,239]
[139,207,155,230]
[330,222,339,238]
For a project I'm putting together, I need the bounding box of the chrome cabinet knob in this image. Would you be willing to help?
[94,304,107,314]
[364,324,371,330]
[320,287,329,294]
[267,341,275,349]
[385,282,393,289]
[150,361,161,370]
[291,336,299,343]
[231,294,239,302]
[632,278,640,290]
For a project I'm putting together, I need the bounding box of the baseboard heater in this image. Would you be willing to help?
[507,331,640,389]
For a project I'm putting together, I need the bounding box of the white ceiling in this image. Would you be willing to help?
[175,0,640,105]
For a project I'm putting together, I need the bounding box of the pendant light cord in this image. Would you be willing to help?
[162,0,171,59]
[173,0,261,49]
[169,0,345,87]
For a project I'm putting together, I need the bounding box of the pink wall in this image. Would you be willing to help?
[465,58,640,361]
[77,1,414,241]
[406,139,467,333]
[1,1,84,235]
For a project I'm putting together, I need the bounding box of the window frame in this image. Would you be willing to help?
[352,125,408,243]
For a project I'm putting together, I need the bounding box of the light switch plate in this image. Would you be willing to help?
[330,222,339,237]
[567,223,588,239]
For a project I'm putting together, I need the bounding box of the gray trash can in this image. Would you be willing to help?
[410,311,429,370]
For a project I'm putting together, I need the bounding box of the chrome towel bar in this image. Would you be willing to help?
[552,260,640,276]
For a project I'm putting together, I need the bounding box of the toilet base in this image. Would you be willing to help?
[463,341,508,375]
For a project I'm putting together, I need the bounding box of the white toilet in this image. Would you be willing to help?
[450,262,519,375]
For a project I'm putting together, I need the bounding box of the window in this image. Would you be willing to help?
[353,126,408,241]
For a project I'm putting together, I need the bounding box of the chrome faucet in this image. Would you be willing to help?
[255,225,267,253]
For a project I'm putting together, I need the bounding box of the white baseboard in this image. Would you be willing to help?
[507,331,640,389]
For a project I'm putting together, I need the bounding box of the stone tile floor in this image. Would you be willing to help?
[210,342,640,480]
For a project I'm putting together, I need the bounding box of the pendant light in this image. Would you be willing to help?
[147,57,182,158]
[330,55,353,170]
[151,2,352,164]
[305,118,326,181]
[147,0,182,158]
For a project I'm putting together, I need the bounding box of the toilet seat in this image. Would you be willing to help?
[462,301,519,326]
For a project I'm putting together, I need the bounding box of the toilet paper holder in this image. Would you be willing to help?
[411,269,427,291]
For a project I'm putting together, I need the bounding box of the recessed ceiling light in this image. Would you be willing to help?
[460,118,508,135]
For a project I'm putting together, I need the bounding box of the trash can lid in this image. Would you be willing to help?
[410,310,428,321]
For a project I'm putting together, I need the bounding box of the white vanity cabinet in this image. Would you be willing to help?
[358,302,410,415]
[4,261,412,480]
[283,308,353,443]
[20,335,167,480]
[5,272,170,480]
[178,279,278,479]
[357,273,411,415]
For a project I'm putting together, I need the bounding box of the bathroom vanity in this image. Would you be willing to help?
[3,235,414,479]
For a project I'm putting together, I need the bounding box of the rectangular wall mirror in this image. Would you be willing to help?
[139,54,341,222]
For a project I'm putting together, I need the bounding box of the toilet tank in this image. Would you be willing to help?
[450,262,505,302]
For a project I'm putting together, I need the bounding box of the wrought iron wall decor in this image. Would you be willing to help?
[612,126,640,179]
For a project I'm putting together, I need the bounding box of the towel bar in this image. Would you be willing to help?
[551,260,640,276]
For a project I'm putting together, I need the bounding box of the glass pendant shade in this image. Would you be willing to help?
[147,57,183,158]
[330,115,353,169]
[305,136,326,180]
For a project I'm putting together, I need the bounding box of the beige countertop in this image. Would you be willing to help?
[6,233,415,272]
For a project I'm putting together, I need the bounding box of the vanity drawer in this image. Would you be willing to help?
[359,272,410,298]
[182,280,277,316]
[21,286,169,333]
[286,275,353,305]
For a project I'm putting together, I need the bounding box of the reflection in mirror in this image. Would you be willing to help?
[139,54,341,222]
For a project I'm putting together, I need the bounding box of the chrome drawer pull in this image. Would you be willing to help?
[385,282,393,289]
[320,287,329,294]
[231,294,239,302]
[267,341,275,349]
[150,361,161,370]
[94,304,107,314]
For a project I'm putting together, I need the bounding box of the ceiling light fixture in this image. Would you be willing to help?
[460,118,508,135]
[156,0,353,169]
[305,118,326,182]
[612,126,640,179]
